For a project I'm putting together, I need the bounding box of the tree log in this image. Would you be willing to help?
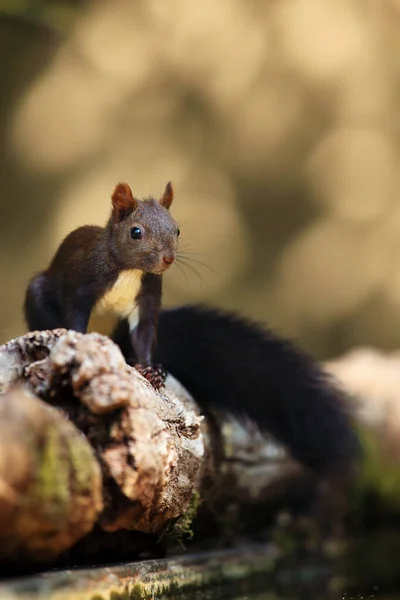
[0,330,298,565]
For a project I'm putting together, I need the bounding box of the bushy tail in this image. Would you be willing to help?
[113,305,360,476]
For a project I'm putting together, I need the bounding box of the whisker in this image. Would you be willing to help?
[173,261,189,285]
[176,258,206,286]
[177,254,215,273]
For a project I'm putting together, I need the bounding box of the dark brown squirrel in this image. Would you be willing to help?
[24,181,179,387]
[25,182,360,517]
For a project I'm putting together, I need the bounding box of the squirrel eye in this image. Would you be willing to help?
[177,228,180,237]
[130,226,142,240]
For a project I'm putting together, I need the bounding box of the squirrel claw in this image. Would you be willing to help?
[135,364,167,391]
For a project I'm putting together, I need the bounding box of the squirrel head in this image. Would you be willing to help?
[107,181,179,274]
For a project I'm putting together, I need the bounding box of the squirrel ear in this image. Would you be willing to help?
[111,183,138,221]
[159,181,174,210]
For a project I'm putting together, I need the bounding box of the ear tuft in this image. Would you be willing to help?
[111,183,138,221]
[159,181,174,209]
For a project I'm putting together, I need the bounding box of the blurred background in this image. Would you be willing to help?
[1,0,400,359]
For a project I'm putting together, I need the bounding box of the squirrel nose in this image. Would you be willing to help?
[163,255,174,266]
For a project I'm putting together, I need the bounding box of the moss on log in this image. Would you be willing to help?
[0,387,102,562]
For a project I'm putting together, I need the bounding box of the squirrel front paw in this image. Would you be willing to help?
[135,364,167,391]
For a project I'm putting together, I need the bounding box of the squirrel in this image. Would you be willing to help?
[24,181,179,387]
[24,181,359,508]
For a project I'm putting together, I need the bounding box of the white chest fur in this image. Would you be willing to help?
[92,269,143,323]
